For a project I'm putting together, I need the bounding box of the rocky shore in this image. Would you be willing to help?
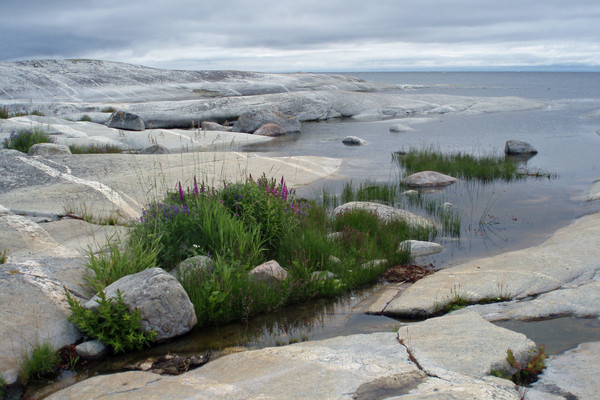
[1,60,599,399]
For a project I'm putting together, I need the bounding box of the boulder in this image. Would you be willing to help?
[107,110,145,131]
[76,340,108,360]
[253,123,287,137]
[389,123,414,132]
[333,201,437,231]
[504,140,538,155]
[28,143,72,156]
[170,255,214,281]
[232,109,300,134]
[249,260,288,282]
[139,144,170,154]
[402,171,458,187]
[85,268,197,342]
[310,271,338,282]
[342,136,367,146]
[201,121,232,132]
[399,239,444,258]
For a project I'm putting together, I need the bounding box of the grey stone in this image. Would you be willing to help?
[402,171,458,188]
[531,342,600,400]
[171,255,214,280]
[383,212,600,319]
[253,123,287,137]
[249,260,288,282]
[310,271,338,281]
[107,110,145,131]
[397,312,536,378]
[333,201,437,231]
[505,140,538,155]
[232,109,300,134]
[139,144,169,154]
[85,268,197,342]
[76,340,108,359]
[389,123,414,132]
[201,121,232,131]
[342,136,367,146]
[399,239,444,258]
[28,143,72,156]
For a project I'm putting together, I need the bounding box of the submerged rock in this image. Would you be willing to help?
[254,123,286,137]
[399,239,444,258]
[342,136,367,146]
[76,340,108,360]
[389,123,414,132]
[85,268,197,342]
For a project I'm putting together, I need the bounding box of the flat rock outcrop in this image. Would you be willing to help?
[48,314,533,399]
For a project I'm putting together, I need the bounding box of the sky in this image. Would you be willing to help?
[1,0,599,72]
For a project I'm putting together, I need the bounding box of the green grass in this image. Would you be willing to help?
[0,106,45,119]
[84,174,433,328]
[101,106,117,113]
[18,342,60,384]
[0,249,8,264]
[68,143,123,154]
[2,127,55,153]
[79,114,93,122]
[394,148,524,182]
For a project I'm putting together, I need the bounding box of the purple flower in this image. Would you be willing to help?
[178,182,185,201]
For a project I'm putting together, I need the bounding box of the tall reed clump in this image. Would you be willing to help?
[2,128,55,153]
[394,148,523,182]
[18,342,61,384]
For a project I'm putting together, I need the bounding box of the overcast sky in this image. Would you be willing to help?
[1,1,599,72]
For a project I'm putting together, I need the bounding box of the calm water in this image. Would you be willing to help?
[245,71,600,265]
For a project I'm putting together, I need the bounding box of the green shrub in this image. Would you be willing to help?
[79,114,93,122]
[0,106,8,119]
[18,342,60,384]
[2,128,55,153]
[491,345,547,386]
[101,106,117,113]
[85,233,161,292]
[65,289,157,353]
[0,249,8,264]
[0,375,6,397]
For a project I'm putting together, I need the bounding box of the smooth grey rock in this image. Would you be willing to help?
[28,143,71,156]
[232,109,300,134]
[310,271,338,281]
[505,140,538,155]
[139,144,169,154]
[397,312,536,378]
[402,171,458,188]
[342,136,367,146]
[531,342,600,400]
[249,260,288,282]
[201,121,232,131]
[328,255,341,264]
[389,123,414,132]
[587,180,600,201]
[107,110,145,131]
[76,340,108,359]
[399,239,444,258]
[333,201,437,231]
[171,255,214,281]
[253,123,286,137]
[85,268,197,342]
[383,212,600,319]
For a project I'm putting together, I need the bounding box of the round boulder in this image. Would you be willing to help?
[333,201,437,231]
[107,110,145,131]
[28,143,71,156]
[398,240,444,258]
[201,121,232,132]
[254,123,287,137]
[140,144,170,154]
[85,268,197,342]
[232,109,300,134]
[250,260,288,282]
[504,140,538,155]
[402,171,458,188]
[342,136,367,146]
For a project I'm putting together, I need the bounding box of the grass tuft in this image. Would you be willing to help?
[19,342,60,384]
[68,143,123,154]
[2,128,55,153]
[0,249,8,264]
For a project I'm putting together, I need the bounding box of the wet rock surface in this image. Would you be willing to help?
[402,170,458,188]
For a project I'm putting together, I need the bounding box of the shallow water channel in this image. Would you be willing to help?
[28,87,600,398]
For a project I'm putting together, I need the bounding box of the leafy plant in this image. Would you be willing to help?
[0,106,8,119]
[491,345,547,386]
[18,341,60,384]
[0,375,6,397]
[65,289,157,353]
[79,114,93,122]
[2,128,55,153]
